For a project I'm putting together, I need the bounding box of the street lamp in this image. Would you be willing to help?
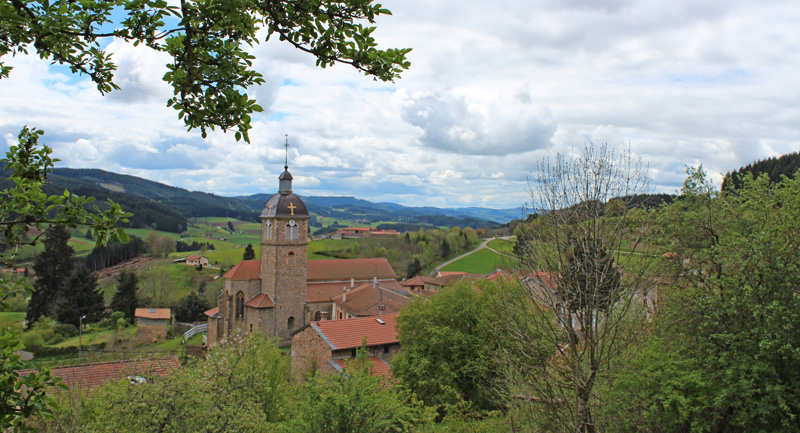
[79,315,86,363]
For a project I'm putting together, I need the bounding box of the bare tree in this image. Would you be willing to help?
[502,143,655,433]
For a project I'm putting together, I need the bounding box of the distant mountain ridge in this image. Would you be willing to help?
[30,169,519,230]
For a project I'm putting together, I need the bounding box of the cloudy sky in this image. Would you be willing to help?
[1,0,798,210]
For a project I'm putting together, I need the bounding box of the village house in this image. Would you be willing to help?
[330,227,401,239]
[185,254,209,267]
[135,308,171,341]
[330,281,410,320]
[291,314,400,379]
[207,165,402,345]
[400,271,480,293]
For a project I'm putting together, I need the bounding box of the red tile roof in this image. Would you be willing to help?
[332,356,392,377]
[307,279,403,303]
[307,258,396,282]
[311,314,398,350]
[135,308,170,320]
[245,292,274,308]
[331,283,410,316]
[224,260,260,280]
[186,254,205,261]
[438,271,467,277]
[204,307,219,317]
[16,357,180,392]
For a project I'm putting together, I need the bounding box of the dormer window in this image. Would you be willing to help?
[286,220,298,240]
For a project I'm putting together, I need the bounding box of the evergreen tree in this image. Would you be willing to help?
[406,257,422,279]
[243,243,255,260]
[227,221,235,232]
[28,225,75,328]
[174,291,212,322]
[110,268,139,321]
[58,264,105,327]
[439,238,451,259]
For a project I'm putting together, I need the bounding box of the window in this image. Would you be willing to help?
[249,323,253,333]
[286,220,298,240]
[264,219,272,239]
[384,346,390,354]
[314,311,321,321]
[287,316,295,330]
[235,292,245,319]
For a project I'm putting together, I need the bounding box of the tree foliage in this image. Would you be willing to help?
[604,168,800,433]
[243,243,256,260]
[27,224,74,328]
[507,143,654,433]
[393,280,507,413]
[57,264,105,327]
[1,0,410,142]
[174,291,210,322]
[110,268,139,321]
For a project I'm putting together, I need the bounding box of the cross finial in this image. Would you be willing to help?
[284,134,289,171]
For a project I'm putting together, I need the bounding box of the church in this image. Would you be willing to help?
[206,164,401,344]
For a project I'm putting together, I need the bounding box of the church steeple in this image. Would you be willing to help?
[279,134,293,194]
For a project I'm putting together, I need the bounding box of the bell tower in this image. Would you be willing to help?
[259,137,309,340]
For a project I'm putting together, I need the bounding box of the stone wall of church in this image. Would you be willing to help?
[262,218,308,341]
[291,325,334,380]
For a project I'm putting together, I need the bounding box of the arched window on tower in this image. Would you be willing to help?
[286,220,298,240]
[265,219,272,239]
[235,292,245,319]
[287,316,296,331]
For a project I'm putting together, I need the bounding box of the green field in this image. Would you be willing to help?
[0,312,25,327]
[440,248,512,274]
[487,238,515,254]
[124,228,182,240]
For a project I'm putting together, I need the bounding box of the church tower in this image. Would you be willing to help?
[259,146,309,340]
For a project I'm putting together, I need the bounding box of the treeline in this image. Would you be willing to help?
[723,151,800,190]
[176,240,216,252]
[84,235,147,271]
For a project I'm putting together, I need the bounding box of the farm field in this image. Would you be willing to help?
[487,238,515,254]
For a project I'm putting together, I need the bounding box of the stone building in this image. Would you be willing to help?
[135,308,171,341]
[291,313,400,379]
[207,166,398,345]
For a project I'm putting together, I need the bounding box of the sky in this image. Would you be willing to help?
[1,0,799,210]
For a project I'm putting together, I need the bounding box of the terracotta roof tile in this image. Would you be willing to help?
[332,356,392,377]
[204,307,219,317]
[438,271,467,277]
[245,293,274,308]
[16,357,180,392]
[307,280,401,303]
[186,254,204,261]
[331,283,410,316]
[311,314,398,350]
[307,258,396,281]
[224,260,260,280]
[135,308,170,320]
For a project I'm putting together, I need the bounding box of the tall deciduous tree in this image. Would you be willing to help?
[58,264,105,327]
[1,0,410,142]
[110,269,139,321]
[506,144,654,433]
[28,224,74,328]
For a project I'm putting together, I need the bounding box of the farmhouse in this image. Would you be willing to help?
[330,281,410,320]
[291,314,399,379]
[185,254,209,267]
[207,166,401,345]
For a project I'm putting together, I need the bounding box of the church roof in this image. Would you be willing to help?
[204,307,219,318]
[331,283,410,317]
[224,260,260,280]
[260,193,309,219]
[310,314,398,350]
[245,293,275,309]
[307,258,396,282]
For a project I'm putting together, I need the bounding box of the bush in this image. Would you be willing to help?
[20,331,44,350]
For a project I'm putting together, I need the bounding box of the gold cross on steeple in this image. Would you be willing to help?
[287,203,296,215]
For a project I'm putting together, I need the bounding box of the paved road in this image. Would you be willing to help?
[428,236,515,277]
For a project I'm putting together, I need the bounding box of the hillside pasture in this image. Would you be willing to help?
[487,238,515,254]
[440,248,512,274]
